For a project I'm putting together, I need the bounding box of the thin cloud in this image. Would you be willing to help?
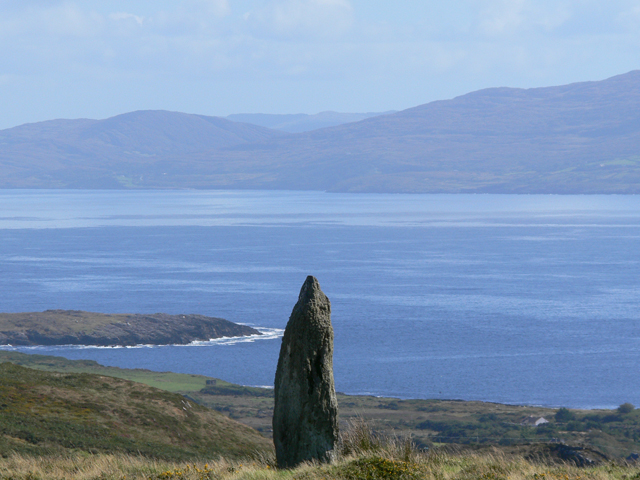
[1,0,640,129]
[109,13,144,26]
[244,0,354,39]
[476,0,574,37]
[192,0,231,17]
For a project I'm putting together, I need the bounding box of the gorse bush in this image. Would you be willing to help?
[555,408,576,423]
[618,403,635,415]
[338,456,422,480]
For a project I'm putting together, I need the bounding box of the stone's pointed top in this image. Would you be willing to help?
[298,275,326,303]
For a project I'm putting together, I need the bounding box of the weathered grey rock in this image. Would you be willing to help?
[273,276,339,468]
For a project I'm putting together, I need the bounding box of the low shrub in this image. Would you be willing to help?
[338,456,422,480]
[619,403,636,415]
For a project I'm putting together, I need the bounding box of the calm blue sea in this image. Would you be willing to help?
[1,190,639,409]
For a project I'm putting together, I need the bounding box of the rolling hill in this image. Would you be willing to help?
[0,110,282,188]
[0,362,272,459]
[2,71,640,192]
[227,111,396,133]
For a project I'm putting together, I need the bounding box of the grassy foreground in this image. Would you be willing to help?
[0,432,639,480]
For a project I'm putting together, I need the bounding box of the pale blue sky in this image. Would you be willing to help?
[1,0,640,129]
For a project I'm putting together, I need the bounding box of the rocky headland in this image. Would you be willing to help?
[0,310,261,346]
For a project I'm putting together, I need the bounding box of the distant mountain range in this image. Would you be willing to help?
[226,111,396,133]
[2,71,640,193]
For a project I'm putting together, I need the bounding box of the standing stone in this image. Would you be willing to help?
[273,276,339,468]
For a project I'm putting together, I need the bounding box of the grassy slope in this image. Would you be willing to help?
[2,351,638,460]
[0,361,271,460]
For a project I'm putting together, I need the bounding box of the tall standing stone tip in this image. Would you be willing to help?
[273,276,339,469]
[298,275,326,303]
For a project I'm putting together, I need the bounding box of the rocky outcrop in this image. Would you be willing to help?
[0,310,260,346]
[273,276,339,468]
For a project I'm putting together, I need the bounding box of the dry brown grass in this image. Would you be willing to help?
[0,453,278,480]
[0,449,638,480]
[0,420,638,480]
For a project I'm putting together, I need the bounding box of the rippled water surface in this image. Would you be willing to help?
[1,190,639,408]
